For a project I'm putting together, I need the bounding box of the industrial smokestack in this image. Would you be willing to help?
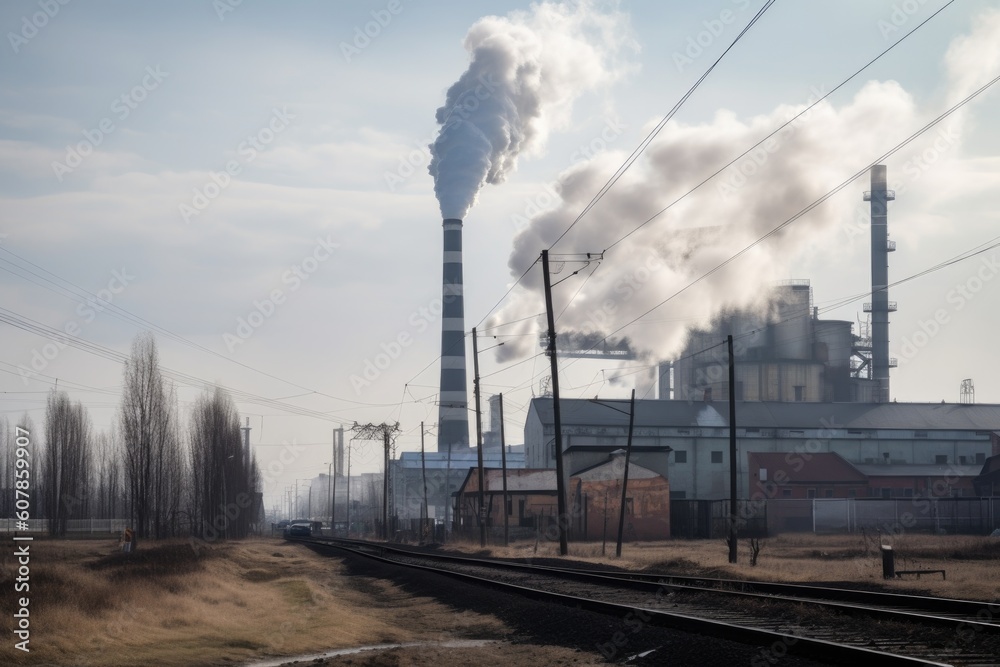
[438,218,470,452]
[865,164,895,403]
[428,4,632,451]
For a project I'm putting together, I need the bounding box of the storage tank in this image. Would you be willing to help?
[814,320,854,368]
[771,282,812,361]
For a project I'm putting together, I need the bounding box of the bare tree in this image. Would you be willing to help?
[0,416,11,517]
[42,392,92,536]
[120,333,184,542]
[12,414,41,528]
[92,428,124,520]
[189,387,259,541]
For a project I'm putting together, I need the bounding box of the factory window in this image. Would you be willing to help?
[806,489,816,499]
[670,491,687,500]
[881,488,891,499]
[518,499,525,519]
[914,430,928,438]
[824,489,834,498]
[904,488,914,498]
[746,428,760,434]
[848,490,857,498]
[711,450,723,464]
[976,453,986,465]
[793,386,805,402]
[782,489,792,498]
[506,498,513,516]
[674,450,687,463]
[935,455,948,465]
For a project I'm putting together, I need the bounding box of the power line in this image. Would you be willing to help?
[548,0,778,250]
[593,72,1000,349]
[602,0,957,253]
[0,247,391,409]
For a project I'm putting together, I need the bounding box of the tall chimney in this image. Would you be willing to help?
[865,165,895,403]
[438,218,470,452]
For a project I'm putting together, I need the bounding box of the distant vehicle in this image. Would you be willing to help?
[284,520,312,538]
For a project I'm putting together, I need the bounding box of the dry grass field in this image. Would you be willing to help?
[0,537,600,667]
[2,533,996,666]
[455,532,1000,601]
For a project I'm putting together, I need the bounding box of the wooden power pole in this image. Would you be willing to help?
[728,334,738,564]
[541,249,569,556]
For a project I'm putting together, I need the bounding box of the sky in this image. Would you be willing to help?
[2,0,999,513]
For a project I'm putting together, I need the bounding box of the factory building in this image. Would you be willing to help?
[666,280,881,403]
[665,166,898,404]
[453,452,670,541]
[390,447,525,524]
[525,398,1000,501]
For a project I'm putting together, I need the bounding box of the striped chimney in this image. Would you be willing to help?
[438,218,470,452]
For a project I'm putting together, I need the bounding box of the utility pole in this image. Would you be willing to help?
[444,439,453,542]
[241,418,251,461]
[351,422,401,541]
[728,334,738,565]
[499,393,509,548]
[346,443,352,537]
[541,249,569,556]
[472,327,487,547]
[331,429,339,536]
[328,462,334,536]
[420,421,429,543]
[616,389,636,558]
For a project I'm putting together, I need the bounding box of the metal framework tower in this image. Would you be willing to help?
[863,165,897,403]
[960,378,975,404]
[438,218,470,452]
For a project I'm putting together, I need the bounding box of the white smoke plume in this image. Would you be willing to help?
[428,1,636,220]
[490,10,1000,365]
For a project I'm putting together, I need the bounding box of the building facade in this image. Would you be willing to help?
[526,398,1000,501]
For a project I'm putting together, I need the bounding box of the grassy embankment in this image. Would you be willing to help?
[0,537,508,666]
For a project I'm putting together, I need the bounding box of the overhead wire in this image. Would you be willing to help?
[582,72,1000,354]
[0,246,392,409]
[548,0,778,250]
[601,0,957,254]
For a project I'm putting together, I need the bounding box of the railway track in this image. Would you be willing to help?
[294,536,1000,666]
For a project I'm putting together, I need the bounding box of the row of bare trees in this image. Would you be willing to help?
[189,387,260,541]
[4,332,261,543]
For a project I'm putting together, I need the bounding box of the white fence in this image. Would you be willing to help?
[0,518,128,535]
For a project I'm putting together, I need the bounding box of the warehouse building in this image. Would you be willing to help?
[525,398,1000,501]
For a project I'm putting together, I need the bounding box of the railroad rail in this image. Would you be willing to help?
[292,536,1000,666]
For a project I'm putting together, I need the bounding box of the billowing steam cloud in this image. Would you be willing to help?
[491,9,1000,365]
[428,1,636,220]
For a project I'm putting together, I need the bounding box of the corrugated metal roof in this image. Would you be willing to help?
[529,398,1000,431]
